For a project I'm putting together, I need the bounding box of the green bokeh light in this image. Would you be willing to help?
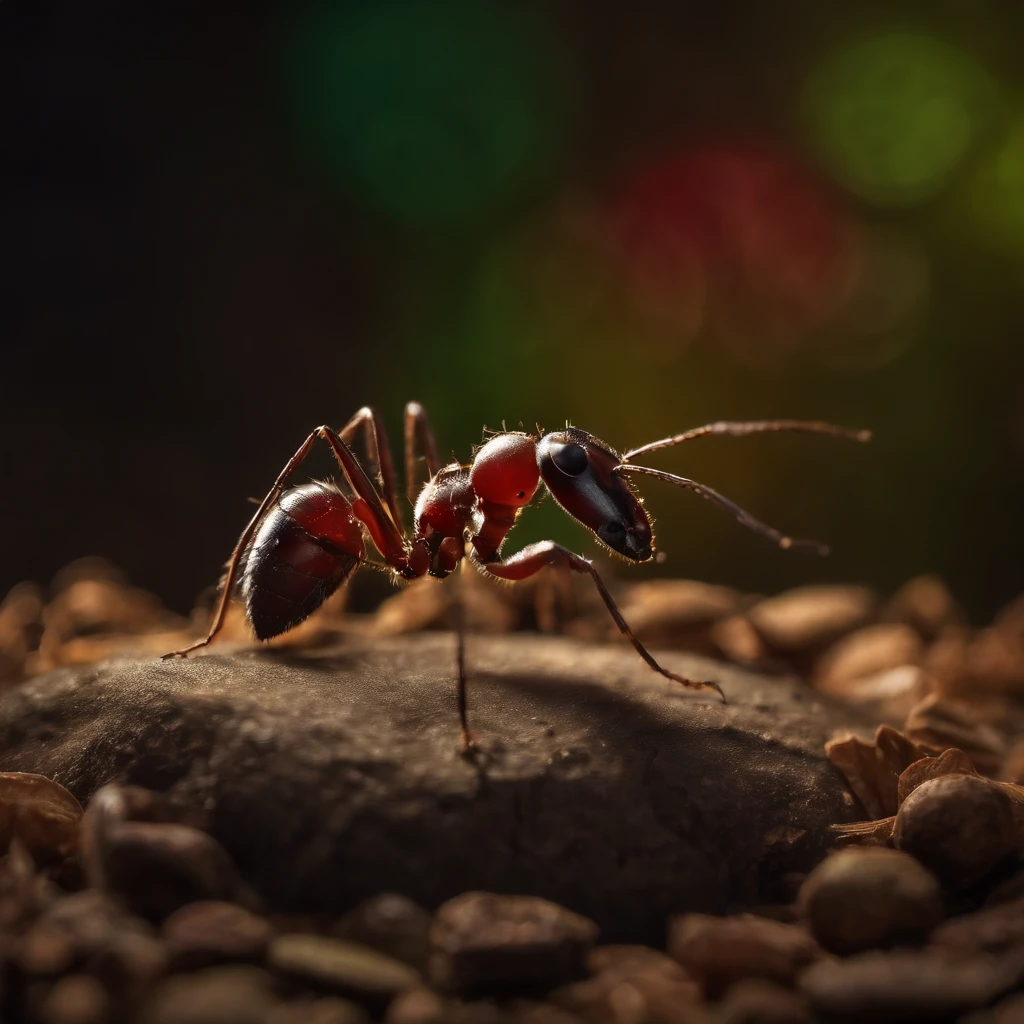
[972,117,1024,251]
[287,1,565,227]
[804,33,995,207]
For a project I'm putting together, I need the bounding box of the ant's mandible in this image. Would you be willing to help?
[164,404,870,749]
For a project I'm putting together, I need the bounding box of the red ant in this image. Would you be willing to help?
[165,404,869,749]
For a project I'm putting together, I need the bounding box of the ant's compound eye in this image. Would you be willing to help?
[551,442,589,477]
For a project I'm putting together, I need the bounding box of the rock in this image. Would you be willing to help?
[139,965,279,1024]
[894,775,1020,888]
[0,772,82,864]
[332,893,432,971]
[796,849,943,955]
[715,979,813,1024]
[0,634,865,941]
[666,913,820,997]
[799,950,1022,1020]
[163,901,272,969]
[430,892,598,996]
[748,586,876,653]
[268,934,419,1003]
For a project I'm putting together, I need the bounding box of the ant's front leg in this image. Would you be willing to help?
[484,542,726,702]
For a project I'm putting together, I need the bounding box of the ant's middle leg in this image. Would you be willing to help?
[484,542,726,702]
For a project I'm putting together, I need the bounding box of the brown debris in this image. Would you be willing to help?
[614,580,743,651]
[81,784,241,919]
[0,581,45,684]
[429,892,599,997]
[715,979,813,1024]
[551,945,703,1023]
[666,913,821,998]
[268,934,421,1004]
[881,574,960,639]
[747,585,876,653]
[162,901,272,970]
[825,725,924,820]
[813,623,924,696]
[931,897,1024,955]
[799,949,1024,1020]
[893,774,1021,888]
[796,848,943,954]
[0,772,82,865]
[904,693,1008,775]
[332,893,433,972]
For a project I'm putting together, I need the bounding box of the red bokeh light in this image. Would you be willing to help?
[615,145,861,355]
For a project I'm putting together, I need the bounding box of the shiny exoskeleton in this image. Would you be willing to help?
[166,404,869,749]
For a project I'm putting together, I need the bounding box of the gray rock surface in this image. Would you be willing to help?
[0,633,864,941]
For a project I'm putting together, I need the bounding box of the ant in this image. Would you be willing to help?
[165,404,869,750]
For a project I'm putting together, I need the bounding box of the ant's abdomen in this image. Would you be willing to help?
[241,482,365,640]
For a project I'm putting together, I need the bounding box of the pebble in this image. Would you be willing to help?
[332,893,432,970]
[266,996,372,1024]
[747,586,876,653]
[931,897,1024,955]
[667,913,820,998]
[138,965,279,1024]
[799,950,1021,1020]
[552,944,702,1022]
[429,892,599,997]
[715,978,813,1024]
[882,575,959,638]
[83,785,241,919]
[384,987,449,1024]
[797,849,943,955]
[163,900,272,969]
[617,580,743,647]
[38,974,110,1024]
[268,933,419,1003]
[709,615,767,666]
[894,774,1020,887]
[813,623,924,695]
[963,991,1024,1024]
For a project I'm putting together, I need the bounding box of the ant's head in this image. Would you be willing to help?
[538,428,653,561]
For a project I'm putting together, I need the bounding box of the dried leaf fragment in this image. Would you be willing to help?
[825,726,924,819]
[0,772,82,863]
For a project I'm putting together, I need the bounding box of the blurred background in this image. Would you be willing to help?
[2,0,1023,622]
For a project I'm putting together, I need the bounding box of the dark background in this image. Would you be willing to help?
[3,0,1023,621]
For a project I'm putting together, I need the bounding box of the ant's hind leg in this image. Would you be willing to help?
[162,429,321,658]
[404,402,442,505]
[485,542,726,702]
[337,407,403,530]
